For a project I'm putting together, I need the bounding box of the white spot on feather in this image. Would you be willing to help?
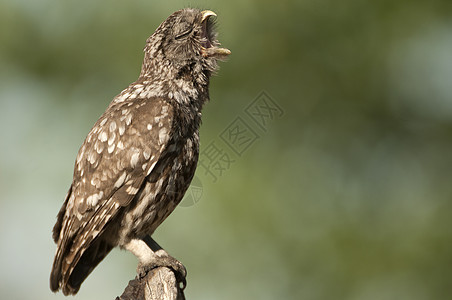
[125,114,132,125]
[86,193,100,207]
[99,131,108,142]
[159,128,168,144]
[147,161,157,175]
[134,85,144,94]
[115,172,127,188]
[130,152,140,168]
[87,152,97,164]
[126,186,139,194]
[109,121,117,132]
[95,141,104,154]
[108,132,116,146]
[119,125,125,136]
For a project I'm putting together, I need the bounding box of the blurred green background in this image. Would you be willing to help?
[1,0,452,299]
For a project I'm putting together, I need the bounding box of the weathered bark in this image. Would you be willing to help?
[116,267,185,300]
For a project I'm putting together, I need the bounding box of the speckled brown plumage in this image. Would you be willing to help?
[50,8,230,295]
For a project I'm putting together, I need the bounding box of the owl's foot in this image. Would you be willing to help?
[124,236,187,289]
[137,250,187,289]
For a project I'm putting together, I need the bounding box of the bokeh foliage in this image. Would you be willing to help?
[1,0,452,299]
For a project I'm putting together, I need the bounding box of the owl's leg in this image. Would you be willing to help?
[123,235,187,288]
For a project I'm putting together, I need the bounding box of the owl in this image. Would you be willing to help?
[50,8,230,295]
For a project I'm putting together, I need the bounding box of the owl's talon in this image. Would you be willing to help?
[137,254,187,289]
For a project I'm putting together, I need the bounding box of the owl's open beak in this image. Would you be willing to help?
[200,10,231,58]
[201,10,217,22]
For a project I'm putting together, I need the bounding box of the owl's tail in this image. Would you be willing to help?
[49,248,64,292]
[50,189,71,293]
[50,189,120,295]
[50,192,114,295]
[50,236,113,295]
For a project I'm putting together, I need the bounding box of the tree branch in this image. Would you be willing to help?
[116,267,185,300]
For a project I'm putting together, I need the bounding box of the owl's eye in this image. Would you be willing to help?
[175,28,193,40]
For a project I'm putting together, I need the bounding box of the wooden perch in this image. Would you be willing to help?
[116,267,185,300]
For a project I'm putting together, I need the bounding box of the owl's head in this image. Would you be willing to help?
[141,8,230,78]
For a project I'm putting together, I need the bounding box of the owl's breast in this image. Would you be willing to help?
[117,132,199,243]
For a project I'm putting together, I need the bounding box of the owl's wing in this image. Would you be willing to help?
[50,96,174,294]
